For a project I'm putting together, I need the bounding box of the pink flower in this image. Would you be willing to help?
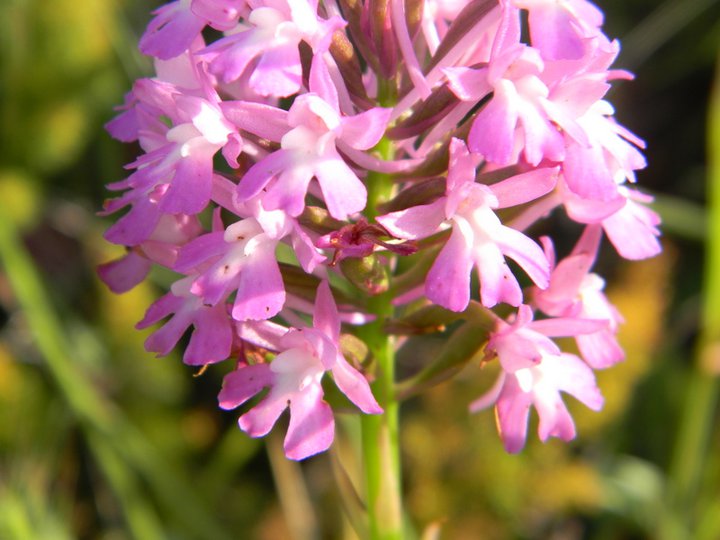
[140,0,246,60]
[174,216,286,321]
[602,188,662,260]
[470,305,605,452]
[378,139,555,310]
[136,276,234,365]
[513,0,605,61]
[218,281,381,460]
[559,183,661,260]
[561,100,647,201]
[192,0,246,30]
[140,0,208,60]
[474,353,604,453]
[533,226,625,368]
[200,0,343,97]
[444,4,565,167]
[103,71,242,245]
[98,214,203,293]
[227,59,391,220]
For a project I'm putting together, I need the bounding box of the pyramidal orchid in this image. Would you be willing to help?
[102,0,659,536]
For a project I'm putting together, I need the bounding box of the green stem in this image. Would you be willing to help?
[358,293,402,540]
[357,79,404,536]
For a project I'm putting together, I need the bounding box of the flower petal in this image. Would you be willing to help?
[331,357,382,414]
[285,384,335,460]
[426,218,474,312]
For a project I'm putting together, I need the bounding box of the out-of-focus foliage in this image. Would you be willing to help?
[0,0,718,538]
[2,0,120,176]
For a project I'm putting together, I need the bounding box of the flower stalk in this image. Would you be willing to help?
[359,112,403,537]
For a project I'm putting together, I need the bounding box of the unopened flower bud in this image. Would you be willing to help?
[340,254,390,295]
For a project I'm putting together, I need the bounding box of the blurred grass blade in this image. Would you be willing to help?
[85,431,166,540]
[329,446,368,539]
[661,56,720,540]
[266,430,319,540]
[621,0,718,69]
[201,426,262,494]
[650,192,706,242]
[0,209,233,540]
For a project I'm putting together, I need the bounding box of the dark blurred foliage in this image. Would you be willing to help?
[0,0,718,539]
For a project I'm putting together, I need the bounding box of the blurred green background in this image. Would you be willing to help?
[0,0,719,538]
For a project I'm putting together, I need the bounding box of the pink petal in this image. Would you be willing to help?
[489,4,522,62]
[220,101,290,142]
[340,107,392,151]
[529,317,607,338]
[174,231,226,273]
[331,358,382,414]
[520,102,565,166]
[426,219,474,312]
[313,157,367,219]
[184,304,233,365]
[218,363,274,409]
[291,222,325,273]
[191,0,242,31]
[536,253,592,313]
[97,251,152,294]
[603,198,661,260]
[534,391,576,443]
[144,309,195,357]
[160,150,214,215]
[222,132,243,169]
[106,95,139,143]
[104,197,162,246]
[376,199,447,240]
[490,327,560,373]
[236,320,287,351]
[191,258,241,306]
[140,1,206,60]
[238,387,288,437]
[563,142,618,201]
[207,35,263,83]
[249,44,303,98]
[445,138,482,212]
[312,281,341,341]
[309,54,339,112]
[528,5,586,61]
[137,291,185,328]
[444,66,492,102]
[495,375,533,453]
[495,225,550,289]
[469,80,519,165]
[474,241,523,308]
[391,0,432,99]
[285,385,335,460]
[577,330,625,369]
[491,166,559,208]
[236,150,291,203]
[262,162,314,217]
[564,191,626,223]
[232,242,285,320]
[545,353,604,411]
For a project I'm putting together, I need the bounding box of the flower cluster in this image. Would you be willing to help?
[102,0,660,458]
